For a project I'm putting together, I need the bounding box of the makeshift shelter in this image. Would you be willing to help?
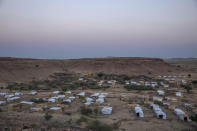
[48,98,56,103]
[31,107,42,112]
[77,92,85,97]
[85,97,93,105]
[0,92,7,96]
[134,105,144,118]
[20,101,34,105]
[157,90,164,96]
[91,93,100,97]
[153,96,163,102]
[151,104,166,120]
[0,101,6,105]
[29,91,37,95]
[101,107,112,115]
[176,92,182,97]
[174,108,191,122]
[53,91,60,94]
[66,91,72,94]
[69,96,75,100]
[15,92,23,96]
[96,98,104,103]
[63,99,71,103]
[7,96,20,101]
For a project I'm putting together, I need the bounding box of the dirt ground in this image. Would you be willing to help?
[0,57,197,131]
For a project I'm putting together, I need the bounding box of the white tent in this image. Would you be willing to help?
[20,101,34,105]
[7,96,20,101]
[134,105,144,118]
[174,108,191,122]
[176,92,182,97]
[0,101,6,105]
[157,90,164,95]
[48,98,56,103]
[96,98,104,103]
[63,99,71,103]
[151,104,166,120]
[53,91,60,94]
[77,92,85,97]
[85,97,93,105]
[50,107,61,110]
[101,107,112,115]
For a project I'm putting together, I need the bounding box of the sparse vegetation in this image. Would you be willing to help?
[182,84,192,93]
[124,85,155,90]
[190,114,197,123]
[154,100,163,106]
[80,106,92,116]
[6,83,37,90]
[192,80,197,85]
[31,98,45,103]
[87,120,113,131]
[188,74,191,78]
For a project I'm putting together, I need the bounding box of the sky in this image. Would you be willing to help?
[0,0,197,59]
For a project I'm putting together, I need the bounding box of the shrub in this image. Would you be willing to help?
[190,114,197,123]
[124,85,154,91]
[192,80,197,85]
[31,98,45,103]
[62,86,68,91]
[58,91,65,95]
[182,84,192,93]
[61,101,70,105]
[87,120,113,131]
[94,108,99,115]
[154,100,163,106]
[80,106,92,116]
[188,74,191,78]
[102,86,111,89]
[97,73,104,78]
[44,112,52,121]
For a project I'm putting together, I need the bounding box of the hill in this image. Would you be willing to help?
[0,57,183,84]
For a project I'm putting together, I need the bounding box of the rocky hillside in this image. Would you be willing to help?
[0,57,183,84]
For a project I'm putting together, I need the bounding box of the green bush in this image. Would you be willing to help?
[6,84,36,90]
[182,84,192,93]
[188,74,191,78]
[61,101,70,105]
[190,114,197,123]
[31,98,45,103]
[87,120,113,131]
[154,100,163,106]
[192,80,197,85]
[97,73,104,78]
[102,86,111,89]
[124,85,154,91]
[80,106,92,116]
[94,108,99,115]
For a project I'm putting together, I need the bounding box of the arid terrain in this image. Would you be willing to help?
[0,57,197,131]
